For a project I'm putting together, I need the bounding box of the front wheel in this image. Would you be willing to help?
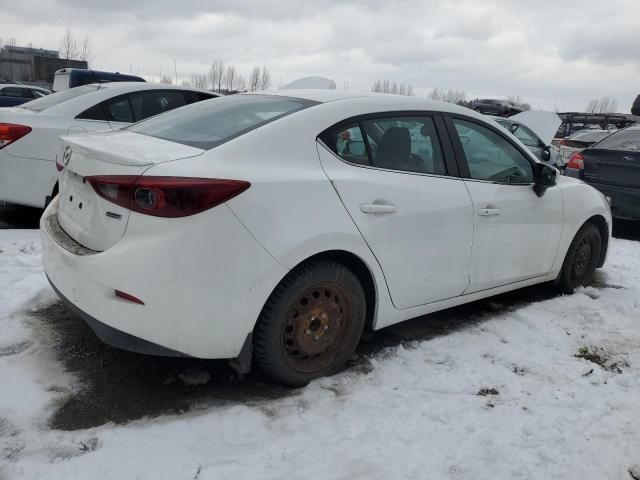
[556,223,602,294]
[253,261,366,387]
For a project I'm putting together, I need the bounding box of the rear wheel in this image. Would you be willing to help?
[556,223,602,294]
[254,260,366,387]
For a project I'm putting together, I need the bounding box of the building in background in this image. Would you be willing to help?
[0,45,87,87]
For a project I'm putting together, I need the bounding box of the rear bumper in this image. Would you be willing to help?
[41,196,288,358]
[47,276,188,357]
[585,181,640,220]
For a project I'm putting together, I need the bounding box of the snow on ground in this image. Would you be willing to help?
[1,229,639,479]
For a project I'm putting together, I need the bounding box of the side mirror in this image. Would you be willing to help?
[541,146,551,162]
[533,163,557,197]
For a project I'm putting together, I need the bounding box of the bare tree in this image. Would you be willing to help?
[79,33,91,63]
[224,65,237,91]
[508,95,531,111]
[249,66,260,91]
[160,75,173,84]
[208,60,224,92]
[585,97,618,114]
[236,74,247,92]
[406,84,414,96]
[190,73,208,89]
[372,79,414,96]
[259,66,271,90]
[59,28,79,61]
[428,87,467,105]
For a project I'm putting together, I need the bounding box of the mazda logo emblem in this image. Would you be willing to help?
[62,146,72,166]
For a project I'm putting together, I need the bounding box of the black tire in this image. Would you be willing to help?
[254,260,366,387]
[556,223,602,294]
[474,107,482,113]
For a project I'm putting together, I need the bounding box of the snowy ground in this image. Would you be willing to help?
[1,228,639,480]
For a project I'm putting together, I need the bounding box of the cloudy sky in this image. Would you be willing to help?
[2,0,639,111]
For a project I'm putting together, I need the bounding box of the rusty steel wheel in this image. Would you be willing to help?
[254,260,366,387]
[282,283,353,374]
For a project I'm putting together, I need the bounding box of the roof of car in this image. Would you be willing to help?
[84,81,216,96]
[246,89,477,115]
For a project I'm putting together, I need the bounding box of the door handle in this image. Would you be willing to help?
[360,203,396,214]
[477,208,502,216]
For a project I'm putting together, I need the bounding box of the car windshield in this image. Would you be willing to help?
[18,84,101,112]
[593,128,640,151]
[127,94,318,149]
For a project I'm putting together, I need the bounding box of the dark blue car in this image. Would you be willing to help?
[53,68,145,92]
[0,84,51,107]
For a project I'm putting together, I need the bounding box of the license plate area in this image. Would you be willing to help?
[59,170,97,233]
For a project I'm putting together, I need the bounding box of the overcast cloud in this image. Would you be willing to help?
[2,0,639,111]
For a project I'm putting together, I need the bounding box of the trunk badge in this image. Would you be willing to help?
[62,146,72,166]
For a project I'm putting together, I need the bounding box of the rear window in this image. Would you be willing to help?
[19,85,101,112]
[127,94,318,149]
[594,129,640,151]
[570,130,612,143]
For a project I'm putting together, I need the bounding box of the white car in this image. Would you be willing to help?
[490,111,562,167]
[0,82,218,208]
[559,129,613,165]
[41,91,612,386]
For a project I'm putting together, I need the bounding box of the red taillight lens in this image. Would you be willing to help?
[115,289,145,305]
[567,151,584,170]
[87,176,250,218]
[559,138,566,146]
[0,123,31,149]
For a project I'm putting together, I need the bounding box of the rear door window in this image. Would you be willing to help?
[104,96,135,123]
[128,90,187,121]
[322,116,447,175]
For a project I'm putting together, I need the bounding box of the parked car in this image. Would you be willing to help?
[470,99,520,116]
[632,95,640,116]
[41,91,612,387]
[0,82,218,208]
[559,129,612,165]
[566,126,640,220]
[53,68,145,92]
[0,84,51,107]
[491,111,562,166]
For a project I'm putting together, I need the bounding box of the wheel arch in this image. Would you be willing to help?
[261,249,378,332]
[584,214,609,268]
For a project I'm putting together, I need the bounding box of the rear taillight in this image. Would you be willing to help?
[559,138,566,146]
[87,176,250,218]
[0,123,31,149]
[566,151,584,170]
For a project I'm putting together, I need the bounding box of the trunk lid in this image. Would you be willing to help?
[582,148,640,188]
[56,132,204,251]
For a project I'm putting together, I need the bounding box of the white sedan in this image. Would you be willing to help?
[0,82,218,208]
[41,91,612,386]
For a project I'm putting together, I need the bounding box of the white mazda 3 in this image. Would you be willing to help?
[41,90,612,386]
